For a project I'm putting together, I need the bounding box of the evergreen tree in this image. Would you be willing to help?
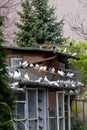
[15,0,38,47]
[15,0,65,47]
[0,16,15,130]
[32,0,65,45]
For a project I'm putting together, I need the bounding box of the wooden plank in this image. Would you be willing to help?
[30,55,57,64]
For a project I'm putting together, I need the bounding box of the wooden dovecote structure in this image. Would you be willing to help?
[5,46,83,130]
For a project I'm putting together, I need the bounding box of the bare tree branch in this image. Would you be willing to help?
[67,13,87,41]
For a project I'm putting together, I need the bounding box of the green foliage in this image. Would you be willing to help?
[60,40,87,85]
[15,0,65,47]
[0,16,15,130]
[71,117,87,130]
[0,16,4,26]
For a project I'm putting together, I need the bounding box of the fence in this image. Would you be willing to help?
[72,99,87,125]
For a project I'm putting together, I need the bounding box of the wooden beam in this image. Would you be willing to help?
[30,55,57,64]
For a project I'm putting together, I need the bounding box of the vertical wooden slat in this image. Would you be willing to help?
[68,94,71,130]
[76,101,78,118]
[83,100,85,125]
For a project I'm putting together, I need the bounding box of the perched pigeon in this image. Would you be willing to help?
[8,71,14,78]
[63,47,67,53]
[13,69,21,79]
[39,66,47,71]
[53,82,59,87]
[9,82,19,88]
[22,61,29,68]
[44,76,59,86]
[44,75,50,82]
[34,64,40,70]
[67,72,74,78]
[29,63,34,67]
[72,53,77,56]
[24,73,30,80]
[50,67,55,73]
[69,90,74,95]
[16,88,24,91]
[35,77,43,83]
[58,70,65,76]
[74,90,79,94]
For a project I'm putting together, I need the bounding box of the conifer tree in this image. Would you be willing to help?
[15,0,38,47]
[32,0,65,45]
[0,16,15,130]
[15,0,65,47]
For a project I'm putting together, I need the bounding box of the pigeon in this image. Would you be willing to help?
[16,88,24,91]
[69,90,74,95]
[39,66,47,71]
[22,61,29,68]
[34,64,40,70]
[58,70,65,76]
[67,72,74,77]
[50,67,55,73]
[44,75,50,83]
[71,83,75,87]
[76,81,83,87]
[13,69,21,79]
[72,53,77,56]
[24,73,30,80]
[43,66,47,71]
[53,82,59,87]
[8,71,14,78]
[44,76,59,86]
[9,82,19,89]
[18,61,22,67]
[35,77,43,83]
[29,63,34,67]
[63,47,67,53]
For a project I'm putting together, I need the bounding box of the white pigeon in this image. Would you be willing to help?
[69,90,74,95]
[16,88,24,91]
[67,72,74,78]
[50,67,55,73]
[58,70,65,76]
[9,82,19,88]
[44,76,59,86]
[34,64,40,70]
[72,53,77,56]
[24,73,30,80]
[29,63,34,67]
[39,66,47,71]
[71,82,75,87]
[22,61,29,68]
[8,71,14,78]
[42,66,47,71]
[74,90,79,94]
[44,75,50,83]
[63,47,67,53]
[53,82,59,87]
[13,70,21,79]
[76,81,83,86]
[18,61,22,67]
[35,77,43,83]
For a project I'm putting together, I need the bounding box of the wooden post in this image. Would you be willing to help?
[76,100,78,118]
[68,94,71,130]
[83,100,85,125]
